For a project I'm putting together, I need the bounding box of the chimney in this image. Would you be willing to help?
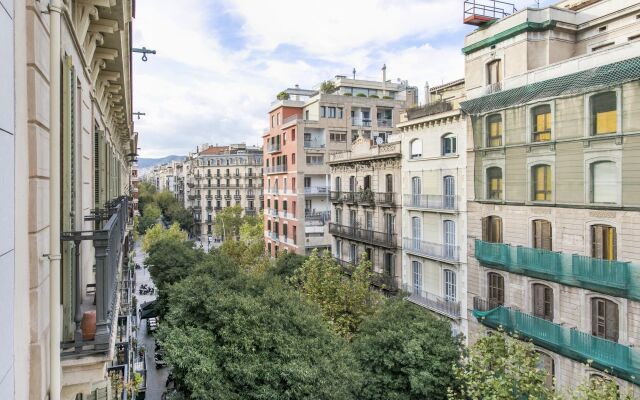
[424,81,430,105]
[295,84,300,101]
[382,64,387,97]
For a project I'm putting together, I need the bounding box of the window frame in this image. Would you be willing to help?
[410,138,422,159]
[485,167,503,201]
[531,164,553,202]
[589,160,618,204]
[485,113,503,148]
[441,133,457,156]
[532,219,553,251]
[530,103,553,143]
[586,90,620,137]
[487,272,505,305]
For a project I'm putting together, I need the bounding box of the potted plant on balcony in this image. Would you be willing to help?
[358,187,374,204]
[276,91,289,100]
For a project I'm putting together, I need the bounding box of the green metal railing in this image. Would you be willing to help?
[475,240,634,299]
[473,304,640,384]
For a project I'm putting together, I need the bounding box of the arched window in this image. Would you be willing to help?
[532,219,552,250]
[591,297,619,342]
[385,174,393,193]
[486,167,502,200]
[487,59,501,86]
[411,216,422,242]
[411,176,421,207]
[443,220,456,259]
[482,216,502,243]
[486,114,503,147]
[591,92,617,135]
[487,272,504,306]
[532,283,553,321]
[443,175,455,209]
[410,139,422,159]
[441,133,457,155]
[444,269,456,302]
[536,352,555,389]
[532,104,552,142]
[532,165,552,201]
[412,261,423,292]
[591,224,616,260]
[591,161,616,203]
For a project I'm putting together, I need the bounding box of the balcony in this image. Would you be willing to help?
[267,231,280,242]
[205,195,213,200]
[266,165,287,174]
[268,208,279,217]
[246,192,255,199]
[304,140,326,149]
[474,240,633,299]
[463,0,515,26]
[404,194,457,211]
[267,143,281,153]
[473,298,640,384]
[304,186,330,196]
[329,223,397,249]
[352,118,372,127]
[245,207,256,215]
[375,192,397,207]
[188,194,197,200]
[403,284,461,319]
[60,197,129,358]
[334,257,398,292]
[404,237,460,263]
[377,118,393,128]
[215,194,222,200]
[305,211,331,226]
[234,194,241,200]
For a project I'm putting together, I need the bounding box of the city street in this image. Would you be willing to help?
[133,241,169,400]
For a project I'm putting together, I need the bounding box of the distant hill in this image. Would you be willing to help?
[137,155,184,170]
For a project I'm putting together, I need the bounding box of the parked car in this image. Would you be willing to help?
[154,349,167,369]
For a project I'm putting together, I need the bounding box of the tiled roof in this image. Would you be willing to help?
[460,56,640,115]
[198,146,227,156]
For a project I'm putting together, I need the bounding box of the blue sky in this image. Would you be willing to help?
[132,0,556,158]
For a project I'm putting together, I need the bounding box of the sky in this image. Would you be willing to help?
[132,0,555,158]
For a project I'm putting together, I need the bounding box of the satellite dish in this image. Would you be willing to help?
[376,137,384,145]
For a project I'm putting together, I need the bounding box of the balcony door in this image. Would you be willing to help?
[443,175,455,209]
[350,243,357,263]
[385,214,395,242]
[444,269,456,302]
[488,272,504,306]
[532,283,553,321]
[443,220,456,259]
[591,297,619,342]
[411,216,421,250]
[335,176,341,193]
[349,209,356,227]
[349,176,356,192]
[411,176,421,206]
[533,219,552,251]
[412,261,422,293]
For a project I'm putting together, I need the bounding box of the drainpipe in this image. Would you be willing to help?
[49,1,63,399]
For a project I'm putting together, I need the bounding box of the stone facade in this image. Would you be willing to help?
[398,80,468,336]
[463,0,640,393]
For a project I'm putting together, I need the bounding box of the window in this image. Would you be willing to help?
[532,105,551,142]
[335,208,342,225]
[292,153,296,164]
[410,139,422,159]
[591,297,619,342]
[443,220,456,259]
[486,167,502,200]
[487,114,503,147]
[412,261,423,292]
[349,176,356,192]
[487,59,501,85]
[591,161,616,203]
[488,272,504,305]
[350,243,357,262]
[363,175,371,190]
[411,217,422,244]
[335,239,342,258]
[306,155,324,165]
[365,211,373,230]
[591,224,616,260]
[532,284,553,321]
[441,133,457,155]
[337,108,343,119]
[444,269,456,302]
[532,165,552,201]
[328,107,336,118]
[591,92,617,135]
[320,106,326,118]
[482,216,503,243]
[536,352,555,389]
[330,131,347,142]
[385,174,393,193]
[443,176,455,209]
[533,219,552,251]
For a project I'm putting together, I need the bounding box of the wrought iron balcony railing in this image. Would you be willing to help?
[329,223,397,249]
[403,284,461,319]
[403,194,457,211]
[473,297,640,385]
[474,240,634,299]
[404,237,460,263]
[61,196,129,358]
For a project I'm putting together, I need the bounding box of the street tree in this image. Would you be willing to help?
[218,218,265,271]
[291,249,383,338]
[142,222,188,253]
[270,251,306,279]
[137,181,156,211]
[154,190,178,214]
[352,299,462,400]
[450,329,555,400]
[159,260,362,399]
[213,205,245,239]
[137,203,161,235]
[165,202,194,232]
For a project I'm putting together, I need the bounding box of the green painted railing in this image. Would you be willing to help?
[473,305,640,384]
[475,240,634,299]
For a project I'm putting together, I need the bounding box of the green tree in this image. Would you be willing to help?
[213,205,246,239]
[165,202,194,232]
[142,222,188,253]
[270,251,306,279]
[219,219,265,270]
[154,190,178,214]
[569,375,633,400]
[320,80,337,94]
[352,299,462,400]
[137,181,157,211]
[159,260,361,399]
[450,329,555,400]
[291,249,382,338]
[138,203,161,235]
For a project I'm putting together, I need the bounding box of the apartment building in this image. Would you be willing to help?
[264,71,415,257]
[4,0,138,399]
[184,143,263,240]
[462,0,640,392]
[328,139,402,293]
[398,80,468,335]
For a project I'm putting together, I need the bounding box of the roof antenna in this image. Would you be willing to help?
[353,68,356,80]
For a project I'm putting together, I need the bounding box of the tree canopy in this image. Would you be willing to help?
[158,259,361,400]
[138,203,161,235]
[352,299,462,400]
[142,222,188,253]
